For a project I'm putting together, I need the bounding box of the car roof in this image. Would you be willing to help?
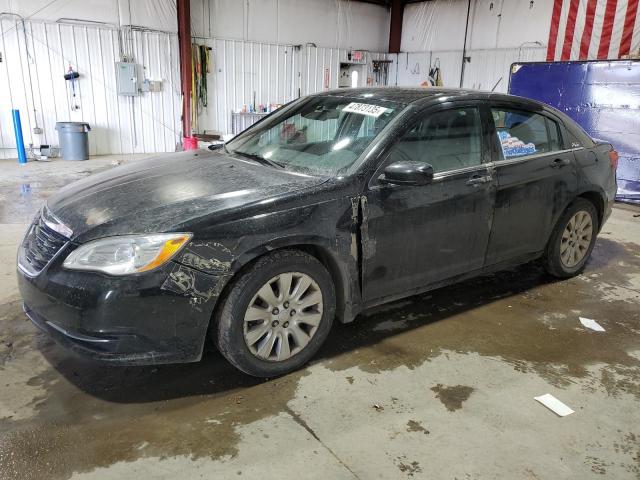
[313,87,593,146]
[316,86,545,109]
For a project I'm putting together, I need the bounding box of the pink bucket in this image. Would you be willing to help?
[183,137,198,151]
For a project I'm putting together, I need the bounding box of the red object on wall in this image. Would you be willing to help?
[547,0,640,61]
[177,0,192,139]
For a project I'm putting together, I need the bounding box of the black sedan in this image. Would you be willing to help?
[18,88,618,376]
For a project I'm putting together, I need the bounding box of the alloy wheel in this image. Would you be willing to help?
[243,272,323,362]
[560,210,593,268]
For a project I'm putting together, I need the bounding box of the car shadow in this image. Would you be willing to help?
[39,258,567,404]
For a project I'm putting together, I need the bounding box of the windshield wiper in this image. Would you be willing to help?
[232,151,286,169]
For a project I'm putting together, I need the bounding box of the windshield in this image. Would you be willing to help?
[225,96,404,176]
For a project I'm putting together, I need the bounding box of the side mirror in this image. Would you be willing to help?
[208,143,224,151]
[379,161,434,186]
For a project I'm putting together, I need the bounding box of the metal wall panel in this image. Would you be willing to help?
[0,19,181,159]
[197,37,391,134]
[390,50,462,89]
[401,1,554,52]
[389,47,546,93]
[462,47,546,92]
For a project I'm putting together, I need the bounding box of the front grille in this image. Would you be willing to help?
[19,214,67,275]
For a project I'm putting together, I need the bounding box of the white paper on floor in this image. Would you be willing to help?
[534,394,575,417]
[579,317,606,332]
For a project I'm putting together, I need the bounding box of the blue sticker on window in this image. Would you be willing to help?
[498,131,537,158]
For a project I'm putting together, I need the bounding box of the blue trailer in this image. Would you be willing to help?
[508,59,640,204]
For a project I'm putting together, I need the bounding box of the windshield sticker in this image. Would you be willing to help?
[343,102,387,117]
[498,131,537,158]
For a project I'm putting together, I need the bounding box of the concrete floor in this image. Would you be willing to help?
[0,155,639,480]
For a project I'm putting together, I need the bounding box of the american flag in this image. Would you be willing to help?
[547,0,640,61]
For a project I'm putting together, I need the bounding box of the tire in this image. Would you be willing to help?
[543,198,599,278]
[214,249,335,377]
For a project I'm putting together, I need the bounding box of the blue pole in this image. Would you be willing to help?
[12,109,27,165]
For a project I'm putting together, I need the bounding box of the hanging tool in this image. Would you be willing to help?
[64,65,80,110]
[372,60,392,86]
[191,44,198,132]
[200,45,210,107]
[427,58,443,87]
[191,43,212,133]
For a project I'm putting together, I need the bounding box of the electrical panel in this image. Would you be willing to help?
[116,62,140,96]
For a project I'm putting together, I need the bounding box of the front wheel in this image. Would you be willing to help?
[214,250,335,377]
[543,198,599,278]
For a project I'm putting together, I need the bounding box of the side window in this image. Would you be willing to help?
[491,108,558,160]
[547,118,561,151]
[561,124,586,149]
[389,107,482,173]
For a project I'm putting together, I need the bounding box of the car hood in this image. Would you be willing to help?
[46,150,327,242]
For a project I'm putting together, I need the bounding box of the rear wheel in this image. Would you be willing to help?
[543,198,599,278]
[214,250,335,377]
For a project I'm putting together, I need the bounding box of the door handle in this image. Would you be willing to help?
[466,175,492,186]
[550,158,570,168]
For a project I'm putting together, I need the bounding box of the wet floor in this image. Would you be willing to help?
[0,155,155,224]
[0,156,639,479]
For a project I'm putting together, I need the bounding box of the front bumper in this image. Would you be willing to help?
[18,253,225,366]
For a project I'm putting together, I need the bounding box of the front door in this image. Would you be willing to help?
[361,103,495,303]
[484,105,578,265]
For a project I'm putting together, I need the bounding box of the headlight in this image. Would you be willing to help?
[63,233,192,275]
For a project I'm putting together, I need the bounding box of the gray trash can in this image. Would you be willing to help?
[56,122,91,160]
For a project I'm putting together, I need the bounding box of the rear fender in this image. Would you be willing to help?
[550,186,607,234]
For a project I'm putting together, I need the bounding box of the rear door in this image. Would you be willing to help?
[361,102,495,302]
[484,104,578,265]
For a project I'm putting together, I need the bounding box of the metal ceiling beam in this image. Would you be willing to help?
[388,0,404,53]
[349,0,433,54]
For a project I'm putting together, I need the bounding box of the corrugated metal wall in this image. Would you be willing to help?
[390,46,547,92]
[461,47,547,91]
[196,38,391,134]
[391,51,461,89]
[0,18,181,159]
[0,17,390,155]
[0,15,548,157]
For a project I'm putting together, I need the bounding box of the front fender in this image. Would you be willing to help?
[173,198,363,323]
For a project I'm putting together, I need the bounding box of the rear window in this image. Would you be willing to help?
[491,108,564,160]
